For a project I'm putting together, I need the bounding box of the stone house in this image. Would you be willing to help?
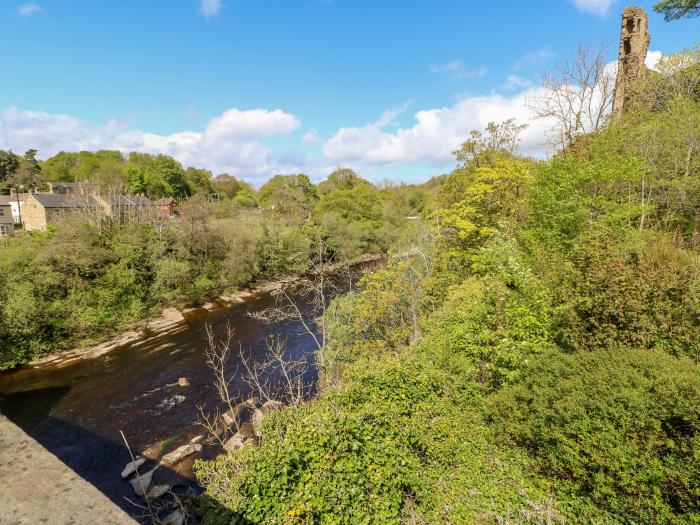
[0,199,14,237]
[22,193,100,231]
[22,193,156,230]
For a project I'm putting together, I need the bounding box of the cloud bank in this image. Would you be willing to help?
[2,50,664,183]
[0,107,302,183]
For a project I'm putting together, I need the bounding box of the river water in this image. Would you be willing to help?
[0,271,362,521]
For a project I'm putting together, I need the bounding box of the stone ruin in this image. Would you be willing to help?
[612,6,651,114]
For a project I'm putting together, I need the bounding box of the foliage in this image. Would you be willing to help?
[654,0,700,20]
[195,49,700,524]
[490,348,700,523]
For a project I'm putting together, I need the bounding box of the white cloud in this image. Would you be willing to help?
[571,0,616,16]
[645,50,663,70]
[302,127,321,144]
[512,48,555,71]
[502,74,533,91]
[200,0,222,18]
[18,3,41,16]
[430,60,486,79]
[0,106,303,184]
[322,88,554,168]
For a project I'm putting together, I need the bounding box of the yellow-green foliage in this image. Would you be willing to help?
[195,50,700,523]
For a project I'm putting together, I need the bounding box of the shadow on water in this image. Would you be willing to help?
[0,265,377,523]
[0,387,197,523]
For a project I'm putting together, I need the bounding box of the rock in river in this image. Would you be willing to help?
[177,377,190,388]
[162,510,185,525]
[223,422,257,452]
[129,466,158,497]
[120,457,146,479]
[160,443,202,466]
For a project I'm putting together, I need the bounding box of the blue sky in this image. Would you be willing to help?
[0,0,698,184]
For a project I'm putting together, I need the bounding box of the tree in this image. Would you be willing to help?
[20,149,42,188]
[211,173,242,198]
[258,174,318,225]
[654,0,700,20]
[318,167,369,194]
[452,119,528,169]
[0,150,20,183]
[529,43,616,152]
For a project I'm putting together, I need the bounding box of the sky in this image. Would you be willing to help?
[0,0,698,185]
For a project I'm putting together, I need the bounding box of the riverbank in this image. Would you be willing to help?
[24,254,384,371]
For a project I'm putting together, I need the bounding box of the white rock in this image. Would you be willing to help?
[129,467,158,497]
[162,510,185,525]
[120,457,146,479]
[146,484,170,499]
[190,434,204,444]
[160,443,202,466]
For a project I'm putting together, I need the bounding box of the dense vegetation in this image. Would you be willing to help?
[0,157,434,370]
[195,49,700,523]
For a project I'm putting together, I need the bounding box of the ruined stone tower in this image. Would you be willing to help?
[612,6,651,114]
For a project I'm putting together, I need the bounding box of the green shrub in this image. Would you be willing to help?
[489,348,700,523]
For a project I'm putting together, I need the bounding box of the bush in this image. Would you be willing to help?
[196,352,554,524]
[489,348,700,523]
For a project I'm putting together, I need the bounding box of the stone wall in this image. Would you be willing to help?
[21,194,49,231]
[612,6,651,114]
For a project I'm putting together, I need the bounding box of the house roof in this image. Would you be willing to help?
[32,193,99,208]
[154,197,177,205]
[0,199,11,206]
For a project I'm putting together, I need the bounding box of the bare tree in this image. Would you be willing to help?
[529,43,616,152]
[250,229,350,381]
[197,323,312,445]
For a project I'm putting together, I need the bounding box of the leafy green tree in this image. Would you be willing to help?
[20,149,42,188]
[654,0,700,20]
[211,173,242,198]
[258,174,318,225]
[0,150,20,183]
[318,167,370,194]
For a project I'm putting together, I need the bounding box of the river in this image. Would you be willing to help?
[0,270,363,522]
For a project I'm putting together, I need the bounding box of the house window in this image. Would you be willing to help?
[0,224,11,236]
[0,208,5,217]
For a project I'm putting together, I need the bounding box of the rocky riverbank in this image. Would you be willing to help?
[25,254,383,371]
[25,275,305,371]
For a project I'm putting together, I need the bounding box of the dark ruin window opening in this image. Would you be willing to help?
[626,18,635,33]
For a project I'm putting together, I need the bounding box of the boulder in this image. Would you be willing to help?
[177,377,190,388]
[189,434,204,444]
[129,467,158,497]
[162,510,186,525]
[223,422,258,452]
[251,400,284,437]
[146,484,170,499]
[160,444,202,466]
[221,398,257,428]
[120,457,146,479]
